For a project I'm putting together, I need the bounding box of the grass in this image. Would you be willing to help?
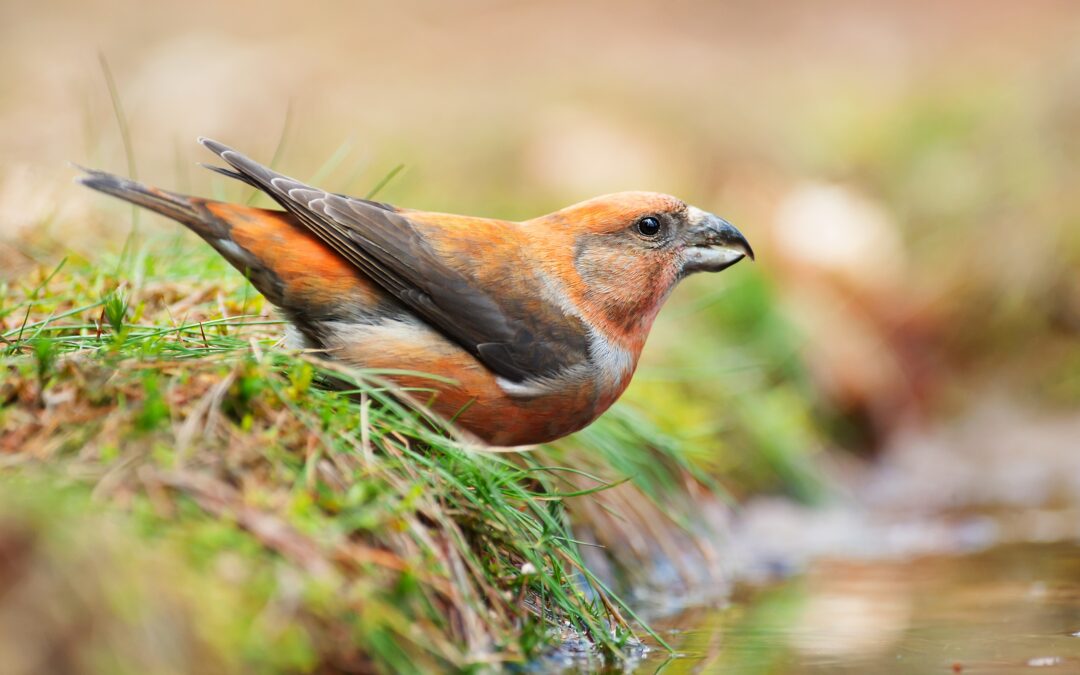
[0,234,746,673]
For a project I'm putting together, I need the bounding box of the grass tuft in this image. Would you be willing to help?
[0,238,738,672]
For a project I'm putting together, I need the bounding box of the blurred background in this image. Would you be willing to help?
[5,0,1078,497]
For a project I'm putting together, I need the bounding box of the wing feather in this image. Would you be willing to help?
[198,138,587,386]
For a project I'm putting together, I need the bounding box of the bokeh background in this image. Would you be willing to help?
[4,0,1080,495]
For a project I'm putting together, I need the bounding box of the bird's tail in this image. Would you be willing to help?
[75,166,226,240]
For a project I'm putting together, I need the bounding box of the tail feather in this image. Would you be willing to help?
[75,167,226,239]
[76,164,299,308]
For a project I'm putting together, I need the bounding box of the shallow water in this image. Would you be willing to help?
[635,543,1080,674]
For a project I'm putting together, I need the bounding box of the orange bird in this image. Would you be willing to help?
[78,139,752,446]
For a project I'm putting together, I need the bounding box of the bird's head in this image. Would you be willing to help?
[532,191,753,342]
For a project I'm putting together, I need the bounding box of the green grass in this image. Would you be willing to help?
[0,236,752,673]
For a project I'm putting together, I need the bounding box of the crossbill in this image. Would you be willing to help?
[78,139,752,447]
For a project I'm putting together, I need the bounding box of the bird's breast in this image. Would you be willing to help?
[583,327,639,411]
[308,315,624,447]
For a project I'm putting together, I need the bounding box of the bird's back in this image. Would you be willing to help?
[77,163,627,446]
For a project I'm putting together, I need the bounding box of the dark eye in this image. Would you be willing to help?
[636,216,662,237]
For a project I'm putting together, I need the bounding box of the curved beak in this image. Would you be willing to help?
[682,207,754,274]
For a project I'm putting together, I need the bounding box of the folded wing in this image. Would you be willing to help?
[199,138,588,388]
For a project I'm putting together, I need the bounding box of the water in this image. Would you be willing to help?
[593,397,1080,674]
[637,543,1080,673]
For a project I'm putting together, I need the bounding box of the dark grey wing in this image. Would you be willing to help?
[198,138,587,385]
[198,163,396,210]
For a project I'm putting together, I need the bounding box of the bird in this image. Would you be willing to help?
[77,138,753,447]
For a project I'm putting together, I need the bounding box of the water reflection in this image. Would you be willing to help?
[641,544,1080,674]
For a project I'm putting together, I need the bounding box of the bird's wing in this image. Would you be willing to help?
[199,138,588,386]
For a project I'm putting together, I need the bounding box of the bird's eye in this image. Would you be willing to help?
[636,216,662,237]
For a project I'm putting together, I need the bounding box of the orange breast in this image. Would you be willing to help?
[330,320,605,447]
